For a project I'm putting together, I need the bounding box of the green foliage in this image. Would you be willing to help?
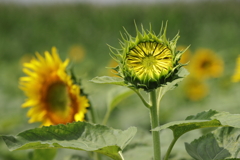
[153,109,240,137]
[1,121,137,160]
[1,2,240,160]
[29,149,57,160]
[153,110,240,159]
[185,127,240,160]
[123,129,153,160]
[107,87,133,111]
[90,76,127,87]
[157,67,189,100]
[185,132,231,160]
[102,86,134,125]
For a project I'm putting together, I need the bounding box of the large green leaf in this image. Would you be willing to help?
[153,110,240,159]
[1,121,137,160]
[153,110,240,138]
[123,129,153,160]
[185,127,240,160]
[90,76,127,86]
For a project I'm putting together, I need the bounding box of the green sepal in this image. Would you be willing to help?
[108,22,189,92]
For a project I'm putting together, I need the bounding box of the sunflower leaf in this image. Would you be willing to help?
[90,76,127,86]
[152,110,221,137]
[152,109,240,138]
[1,121,137,160]
[185,127,240,160]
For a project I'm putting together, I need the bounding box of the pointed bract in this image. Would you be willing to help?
[109,23,188,91]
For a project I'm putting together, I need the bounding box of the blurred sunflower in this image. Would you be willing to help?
[107,58,120,77]
[188,48,224,80]
[20,47,89,126]
[184,76,209,101]
[19,54,33,66]
[232,55,240,82]
[68,45,86,62]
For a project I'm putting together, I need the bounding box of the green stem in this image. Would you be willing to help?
[94,152,102,160]
[149,90,161,160]
[118,151,125,160]
[164,136,178,160]
[102,108,111,125]
[131,88,151,108]
[89,102,97,124]
[89,103,102,160]
[157,87,163,112]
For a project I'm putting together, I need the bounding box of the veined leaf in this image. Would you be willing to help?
[185,132,231,160]
[153,110,240,137]
[153,110,240,160]
[90,76,127,86]
[123,129,153,160]
[1,121,137,160]
[185,127,240,160]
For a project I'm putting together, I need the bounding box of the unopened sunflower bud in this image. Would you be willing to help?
[110,23,187,91]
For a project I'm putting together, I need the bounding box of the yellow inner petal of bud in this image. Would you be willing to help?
[46,82,71,118]
[126,42,173,80]
[142,56,157,69]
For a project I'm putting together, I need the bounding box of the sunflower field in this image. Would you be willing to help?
[1,1,240,160]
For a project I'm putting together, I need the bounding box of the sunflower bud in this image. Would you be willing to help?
[110,23,187,91]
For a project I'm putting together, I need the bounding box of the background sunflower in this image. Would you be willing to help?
[20,47,89,126]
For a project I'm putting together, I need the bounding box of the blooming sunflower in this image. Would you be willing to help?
[232,55,240,82]
[189,48,223,80]
[20,47,89,126]
[110,23,187,91]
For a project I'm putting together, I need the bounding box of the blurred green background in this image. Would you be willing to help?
[1,1,240,159]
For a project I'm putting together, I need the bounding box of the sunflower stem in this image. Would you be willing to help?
[149,89,161,160]
[89,103,97,124]
[164,136,178,160]
[131,88,151,108]
[88,103,102,160]
[94,152,102,160]
[118,151,125,160]
[102,108,112,125]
